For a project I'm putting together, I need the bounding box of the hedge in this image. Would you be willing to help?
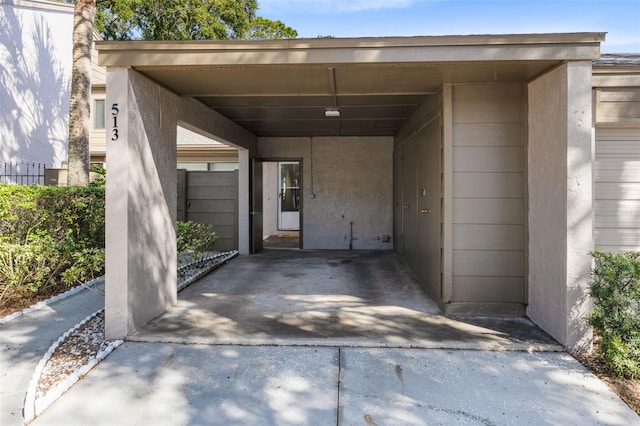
[588,250,640,378]
[0,183,218,310]
[0,184,105,307]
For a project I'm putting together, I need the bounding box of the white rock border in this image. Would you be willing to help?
[1,250,237,324]
[0,276,105,325]
[22,250,238,423]
[178,250,238,292]
[23,309,124,423]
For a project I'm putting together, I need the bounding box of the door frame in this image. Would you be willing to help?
[277,161,302,231]
[250,158,263,254]
[259,157,303,249]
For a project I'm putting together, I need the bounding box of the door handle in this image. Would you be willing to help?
[420,209,432,214]
[250,210,260,216]
[403,204,411,209]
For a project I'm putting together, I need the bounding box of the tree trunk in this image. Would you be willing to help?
[67,0,96,187]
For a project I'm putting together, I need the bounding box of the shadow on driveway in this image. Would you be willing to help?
[132,249,560,351]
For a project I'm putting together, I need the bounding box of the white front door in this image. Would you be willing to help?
[278,161,300,231]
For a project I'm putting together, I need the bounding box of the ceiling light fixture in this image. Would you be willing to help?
[325,108,340,117]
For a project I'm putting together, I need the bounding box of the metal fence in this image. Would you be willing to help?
[0,162,46,185]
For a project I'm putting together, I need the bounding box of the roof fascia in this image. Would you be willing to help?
[97,32,606,68]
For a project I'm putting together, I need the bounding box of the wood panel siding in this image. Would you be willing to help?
[595,88,640,126]
[451,84,525,303]
[594,127,640,252]
[177,170,239,251]
[394,93,443,303]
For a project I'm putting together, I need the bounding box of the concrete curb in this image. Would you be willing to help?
[0,277,104,325]
[23,309,124,423]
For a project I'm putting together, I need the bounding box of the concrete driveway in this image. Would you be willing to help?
[29,250,640,425]
[130,249,560,351]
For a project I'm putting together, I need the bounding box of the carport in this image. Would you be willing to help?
[98,33,603,351]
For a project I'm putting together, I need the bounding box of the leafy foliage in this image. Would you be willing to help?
[587,250,640,378]
[95,0,295,41]
[247,17,297,39]
[0,185,221,311]
[0,185,105,307]
[177,220,218,260]
[61,248,106,286]
[89,165,106,188]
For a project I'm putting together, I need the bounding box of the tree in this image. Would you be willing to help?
[247,17,297,40]
[65,0,296,185]
[67,0,96,186]
[95,0,295,41]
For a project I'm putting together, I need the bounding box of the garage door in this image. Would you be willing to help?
[594,127,640,253]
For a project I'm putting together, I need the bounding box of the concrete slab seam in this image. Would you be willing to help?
[23,309,124,423]
[126,335,565,352]
[0,277,105,325]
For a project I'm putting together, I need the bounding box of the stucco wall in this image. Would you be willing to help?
[258,136,394,250]
[527,62,594,352]
[0,1,73,167]
[105,68,178,339]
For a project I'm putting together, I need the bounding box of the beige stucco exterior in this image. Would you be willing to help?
[104,67,255,338]
[95,33,640,353]
[527,62,595,352]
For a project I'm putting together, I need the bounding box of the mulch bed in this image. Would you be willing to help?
[573,352,640,416]
[0,282,78,317]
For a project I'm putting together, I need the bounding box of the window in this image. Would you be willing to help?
[93,99,105,129]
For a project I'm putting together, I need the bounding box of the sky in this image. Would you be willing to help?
[257,0,640,52]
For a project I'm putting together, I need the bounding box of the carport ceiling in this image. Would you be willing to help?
[136,61,555,137]
[99,33,605,138]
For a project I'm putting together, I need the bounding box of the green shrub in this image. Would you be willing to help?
[177,220,218,260]
[89,165,106,188]
[61,248,105,286]
[0,184,105,308]
[587,250,640,378]
[0,184,105,248]
[0,234,67,303]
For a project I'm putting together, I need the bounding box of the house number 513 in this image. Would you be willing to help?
[111,103,119,141]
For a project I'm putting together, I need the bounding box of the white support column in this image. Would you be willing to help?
[105,68,178,339]
[527,61,594,352]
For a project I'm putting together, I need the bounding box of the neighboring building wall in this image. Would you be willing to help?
[594,128,640,252]
[89,31,106,164]
[0,0,73,167]
[592,68,640,253]
[527,62,594,352]
[258,136,394,250]
[449,84,526,313]
[594,87,640,125]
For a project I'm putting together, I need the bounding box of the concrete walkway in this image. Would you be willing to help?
[30,343,639,425]
[0,286,105,426]
[6,250,640,424]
